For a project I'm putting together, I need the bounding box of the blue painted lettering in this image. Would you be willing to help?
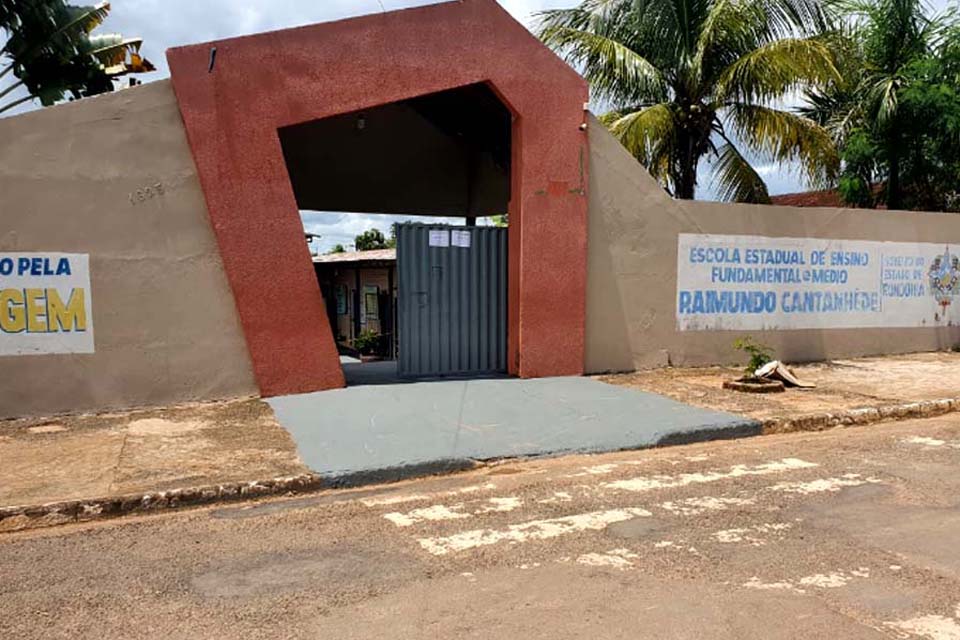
[678,290,776,314]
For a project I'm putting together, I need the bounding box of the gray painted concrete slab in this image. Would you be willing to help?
[267,377,760,486]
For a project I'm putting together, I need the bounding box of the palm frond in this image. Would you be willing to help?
[597,104,655,126]
[694,0,769,88]
[87,34,141,67]
[716,37,840,103]
[728,103,840,187]
[537,0,693,85]
[753,0,831,35]
[798,86,863,146]
[868,75,900,124]
[606,103,677,179]
[67,2,111,36]
[538,24,668,103]
[712,139,772,202]
[823,0,876,20]
[660,0,713,58]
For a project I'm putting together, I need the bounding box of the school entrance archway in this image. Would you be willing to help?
[167,0,589,397]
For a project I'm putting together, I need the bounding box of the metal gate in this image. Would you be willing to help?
[397,224,507,378]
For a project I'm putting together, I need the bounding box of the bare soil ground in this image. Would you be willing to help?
[598,351,960,420]
[0,399,307,508]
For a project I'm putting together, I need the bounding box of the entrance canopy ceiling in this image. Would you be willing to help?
[278,83,512,217]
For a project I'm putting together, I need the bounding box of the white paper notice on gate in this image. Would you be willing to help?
[428,230,450,247]
[676,233,960,331]
[0,253,94,355]
[451,230,472,248]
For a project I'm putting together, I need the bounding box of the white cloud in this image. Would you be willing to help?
[497,0,572,23]
[300,211,493,254]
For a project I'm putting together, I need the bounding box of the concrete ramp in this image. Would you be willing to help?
[267,377,759,486]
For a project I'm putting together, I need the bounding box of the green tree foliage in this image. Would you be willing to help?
[386,222,398,249]
[328,244,347,254]
[1,0,154,115]
[354,229,388,251]
[801,0,960,210]
[537,0,840,202]
[835,130,879,206]
[354,329,383,356]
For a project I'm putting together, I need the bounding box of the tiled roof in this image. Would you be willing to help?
[312,248,396,264]
[770,185,886,209]
[769,189,845,208]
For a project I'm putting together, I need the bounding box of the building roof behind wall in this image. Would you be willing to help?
[312,249,396,264]
[769,189,845,207]
[770,185,887,208]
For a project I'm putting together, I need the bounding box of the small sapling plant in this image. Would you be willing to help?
[733,337,773,379]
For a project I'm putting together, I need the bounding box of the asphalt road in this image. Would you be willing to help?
[3,415,960,639]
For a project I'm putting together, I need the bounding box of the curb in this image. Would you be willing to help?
[758,397,959,434]
[3,397,958,534]
[0,473,325,534]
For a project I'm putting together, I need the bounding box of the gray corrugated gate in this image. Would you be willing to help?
[397,224,507,378]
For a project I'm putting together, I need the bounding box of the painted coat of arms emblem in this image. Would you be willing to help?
[928,247,960,307]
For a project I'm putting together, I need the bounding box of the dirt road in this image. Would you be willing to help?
[3,415,960,639]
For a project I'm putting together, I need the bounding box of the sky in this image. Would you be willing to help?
[2,0,951,251]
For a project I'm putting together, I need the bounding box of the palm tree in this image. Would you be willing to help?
[1,1,154,115]
[800,0,950,209]
[538,0,841,202]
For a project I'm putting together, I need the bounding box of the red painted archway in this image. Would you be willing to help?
[167,0,588,396]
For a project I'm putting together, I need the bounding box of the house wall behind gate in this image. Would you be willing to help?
[319,266,393,341]
[0,80,257,418]
[585,113,960,373]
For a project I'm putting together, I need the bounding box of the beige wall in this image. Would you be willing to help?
[0,81,257,418]
[585,113,960,373]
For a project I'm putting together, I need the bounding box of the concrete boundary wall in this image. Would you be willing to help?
[585,113,960,373]
[5,86,958,419]
[0,81,257,419]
